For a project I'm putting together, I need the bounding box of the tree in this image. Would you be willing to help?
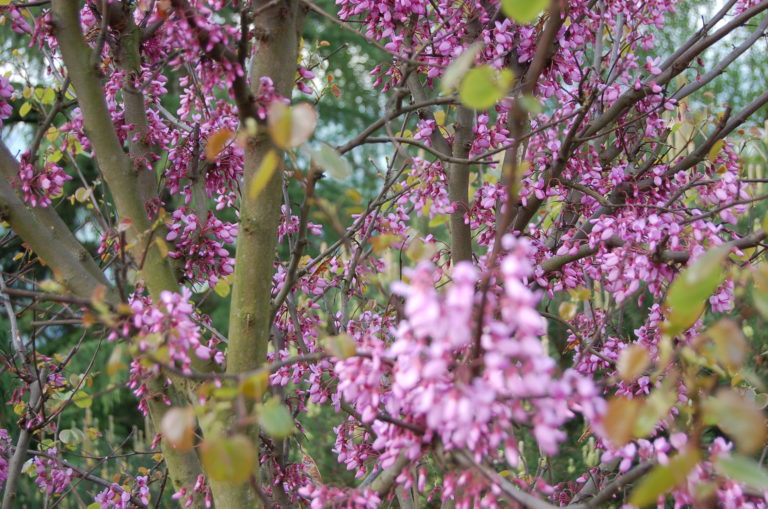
[1,0,768,507]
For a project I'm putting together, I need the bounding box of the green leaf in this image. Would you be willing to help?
[72,391,92,409]
[459,66,514,110]
[501,0,549,24]
[629,448,701,507]
[663,246,728,336]
[59,429,84,446]
[715,454,768,491]
[201,435,256,484]
[258,397,295,439]
[519,94,543,114]
[309,143,353,180]
[441,42,483,94]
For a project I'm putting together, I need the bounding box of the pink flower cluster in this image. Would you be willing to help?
[0,428,11,486]
[122,289,224,371]
[298,483,381,509]
[108,289,223,415]
[172,474,212,508]
[0,75,12,129]
[332,236,605,504]
[16,157,72,208]
[166,208,237,286]
[93,475,150,508]
[32,448,73,496]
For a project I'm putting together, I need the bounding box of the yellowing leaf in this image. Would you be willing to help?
[502,0,549,24]
[155,237,169,258]
[205,128,234,162]
[371,233,400,254]
[160,407,196,452]
[267,102,292,148]
[45,126,59,142]
[106,345,127,377]
[707,139,725,162]
[201,435,256,484]
[325,334,356,359]
[406,237,437,262]
[19,102,32,118]
[617,345,651,382]
[240,371,269,400]
[248,149,280,199]
[459,66,514,110]
[558,301,577,320]
[73,391,92,409]
[41,87,56,105]
[602,397,641,447]
[74,187,92,203]
[704,318,748,371]
[633,386,676,438]
[213,278,231,298]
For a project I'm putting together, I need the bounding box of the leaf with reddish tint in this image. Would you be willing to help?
[205,128,234,162]
[703,389,767,454]
[201,435,257,484]
[704,319,748,371]
[602,397,641,447]
[288,102,317,147]
[617,344,651,382]
[160,407,196,452]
